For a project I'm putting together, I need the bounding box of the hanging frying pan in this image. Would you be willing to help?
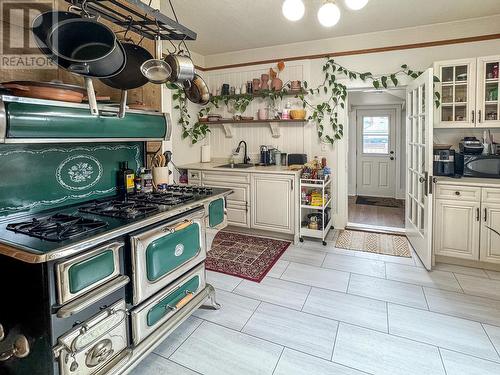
[140,35,172,84]
[184,73,210,105]
[100,43,153,90]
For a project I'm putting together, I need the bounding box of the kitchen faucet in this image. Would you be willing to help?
[235,140,251,164]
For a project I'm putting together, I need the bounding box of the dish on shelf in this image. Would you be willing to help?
[290,109,306,120]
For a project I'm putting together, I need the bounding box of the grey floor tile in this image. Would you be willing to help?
[455,274,500,300]
[281,245,327,266]
[171,321,282,375]
[129,353,199,375]
[303,287,388,332]
[274,348,367,375]
[333,323,445,375]
[322,253,386,278]
[280,262,350,292]
[483,324,500,356]
[153,316,203,358]
[386,263,462,292]
[242,302,338,359]
[193,289,260,330]
[486,270,500,280]
[388,304,499,361]
[440,349,500,375]
[267,260,290,278]
[434,263,489,278]
[424,287,500,326]
[234,276,311,310]
[354,250,416,266]
[348,273,428,309]
[206,270,243,292]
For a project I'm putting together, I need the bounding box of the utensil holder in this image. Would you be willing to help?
[152,167,170,185]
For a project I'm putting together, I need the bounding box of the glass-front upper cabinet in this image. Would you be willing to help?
[434,59,476,128]
[476,56,500,128]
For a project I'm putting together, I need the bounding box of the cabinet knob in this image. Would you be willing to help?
[455,191,460,196]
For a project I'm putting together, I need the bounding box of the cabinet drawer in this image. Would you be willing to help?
[435,184,480,202]
[202,171,250,184]
[203,181,249,204]
[227,202,249,227]
[482,188,500,204]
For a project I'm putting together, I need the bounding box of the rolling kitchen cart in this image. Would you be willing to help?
[299,175,333,246]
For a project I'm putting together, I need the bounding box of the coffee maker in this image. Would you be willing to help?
[433,148,456,176]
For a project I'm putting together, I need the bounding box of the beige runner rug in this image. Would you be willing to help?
[335,230,411,258]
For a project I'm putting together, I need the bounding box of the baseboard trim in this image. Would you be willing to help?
[435,255,500,272]
[346,222,406,235]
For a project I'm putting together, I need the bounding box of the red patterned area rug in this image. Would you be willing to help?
[206,231,291,282]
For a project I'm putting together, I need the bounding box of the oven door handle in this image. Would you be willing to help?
[162,220,193,233]
[56,275,130,319]
[166,291,194,312]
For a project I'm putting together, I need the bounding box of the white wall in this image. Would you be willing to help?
[167,23,500,227]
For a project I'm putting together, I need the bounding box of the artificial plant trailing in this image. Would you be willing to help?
[170,59,441,145]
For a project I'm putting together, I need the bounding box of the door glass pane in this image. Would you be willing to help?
[362,116,389,154]
[442,105,453,122]
[485,62,499,80]
[442,67,453,83]
[455,65,468,82]
[455,85,467,103]
[442,86,453,104]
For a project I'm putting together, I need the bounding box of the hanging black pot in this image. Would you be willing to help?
[100,43,153,90]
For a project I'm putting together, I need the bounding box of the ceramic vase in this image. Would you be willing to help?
[271,77,283,91]
[252,78,261,93]
[260,74,269,90]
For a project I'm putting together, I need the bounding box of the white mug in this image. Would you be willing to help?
[258,108,269,120]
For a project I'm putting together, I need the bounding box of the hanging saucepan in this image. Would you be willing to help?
[184,73,210,105]
[46,18,126,78]
[140,35,172,84]
[165,52,195,84]
[100,43,153,90]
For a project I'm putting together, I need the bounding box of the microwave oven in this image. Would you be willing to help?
[456,154,500,178]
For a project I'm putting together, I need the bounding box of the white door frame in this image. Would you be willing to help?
[350,105,403,199]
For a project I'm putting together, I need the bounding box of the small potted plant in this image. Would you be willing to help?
[270,61,285,91]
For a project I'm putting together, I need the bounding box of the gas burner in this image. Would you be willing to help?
[79,200,159,219]
[163,184,213,195]
[128,191,195,206]
[6,214,108,242]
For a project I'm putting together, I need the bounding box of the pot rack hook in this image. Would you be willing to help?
[168,0,191,57]
[122,16,134,43]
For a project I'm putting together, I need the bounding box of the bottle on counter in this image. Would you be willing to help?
[118,161,135,195]
[140,168,153,193]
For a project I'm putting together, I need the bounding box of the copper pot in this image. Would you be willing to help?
[1,81,86,102]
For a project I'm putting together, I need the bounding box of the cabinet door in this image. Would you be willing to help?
[480,202,500,264]
[434,199,480,260]
[433,59,476,128]
[251,174,294,234]
[202,181,250,228]
[476,56,500,128]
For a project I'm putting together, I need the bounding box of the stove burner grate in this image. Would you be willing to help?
[79,200,160,219]
[6,213,108,241]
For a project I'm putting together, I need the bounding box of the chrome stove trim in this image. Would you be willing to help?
[130,208,206,305]
[0,99,6,144]
[95,283,220,375]
[56,241,123,305]
[57,275,130,319]
[0,191,232,263]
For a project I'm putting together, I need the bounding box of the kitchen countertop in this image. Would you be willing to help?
[436,176,500,188]
[179,161,302,176]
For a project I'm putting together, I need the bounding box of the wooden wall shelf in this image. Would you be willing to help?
[215,90,306,100]
[201,119,308,138]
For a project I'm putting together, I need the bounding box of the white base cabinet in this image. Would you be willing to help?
[434,183,500,264]
[190,169,297,235]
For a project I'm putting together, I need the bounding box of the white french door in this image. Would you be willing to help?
[406,68,434,270]
[356,109,397,198]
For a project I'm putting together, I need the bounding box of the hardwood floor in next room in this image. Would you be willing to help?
[348,196,405,229]
[130,231,500,375]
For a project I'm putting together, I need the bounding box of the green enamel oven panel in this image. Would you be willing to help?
[6,102,166,139]
[68,250,115,294]
[209,198,224,227]
[0,142,143,216]
[146,224,201,282]
[147,275,200,327]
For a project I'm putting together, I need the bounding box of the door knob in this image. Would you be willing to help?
[419,176,426,183]
[390,151,395,154]
[390,157,395,160]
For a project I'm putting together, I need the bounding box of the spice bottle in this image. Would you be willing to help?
[118,161,135,195]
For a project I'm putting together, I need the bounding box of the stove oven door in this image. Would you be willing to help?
[54,299,128,375]
[206,197,228,252]
[130,207,206,305]
[131,263,206,345]
[56,242,123,305]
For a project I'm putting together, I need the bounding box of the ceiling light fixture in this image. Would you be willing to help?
[282,0,305,21]
[344,0,369,10]
[317,1,341,28]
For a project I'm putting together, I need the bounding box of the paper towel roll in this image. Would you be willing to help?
[201,144,211,163]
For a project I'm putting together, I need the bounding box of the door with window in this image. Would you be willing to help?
[406,68,434,270]
[356,109,397,198]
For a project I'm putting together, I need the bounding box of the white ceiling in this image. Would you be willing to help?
[165,0,500,55]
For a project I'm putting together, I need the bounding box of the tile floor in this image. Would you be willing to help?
[130,231,500,375]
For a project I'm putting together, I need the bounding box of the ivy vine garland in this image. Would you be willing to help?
[170,58,440,145]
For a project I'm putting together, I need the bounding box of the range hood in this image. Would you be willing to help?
[0,95,171,144]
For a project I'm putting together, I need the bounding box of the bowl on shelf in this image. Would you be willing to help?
[290,109,306,120]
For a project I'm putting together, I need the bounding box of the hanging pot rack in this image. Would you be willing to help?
[64,0,197,41]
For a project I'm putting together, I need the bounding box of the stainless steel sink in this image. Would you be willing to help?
[217,163,255,169]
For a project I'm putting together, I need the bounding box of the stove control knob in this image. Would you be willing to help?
[86,339,114,368]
